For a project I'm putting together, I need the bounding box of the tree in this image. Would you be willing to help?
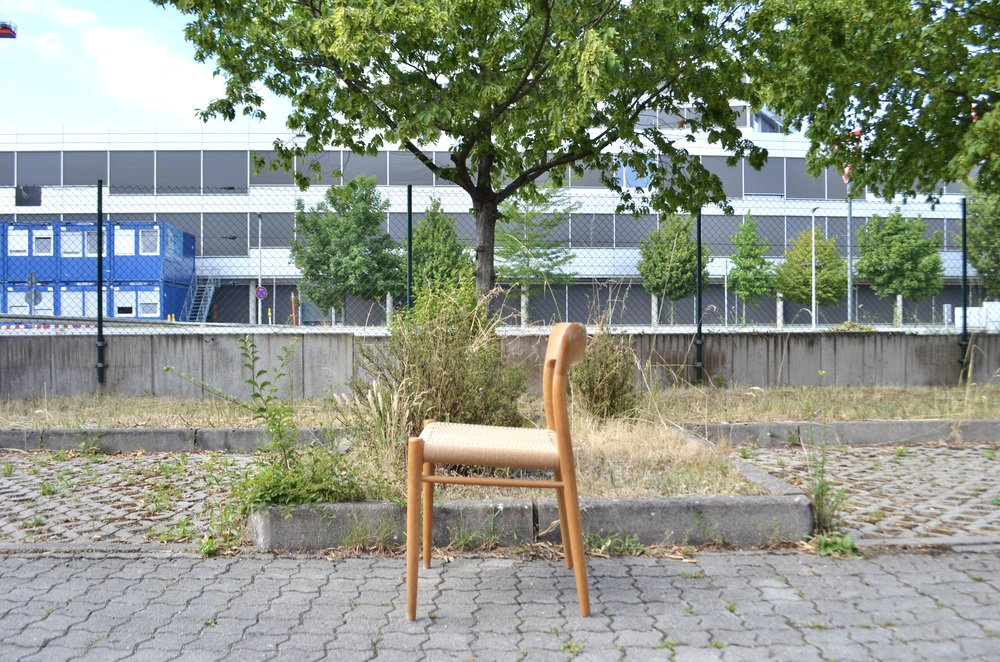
[749,0,998,197]
[637,213,709,323]
[729,214,774,322]
[411,200,473,293]
[855,210,943,324]
[968,188,1000,298]
[773,228,847,307]
[496,186,575,293]
[156,0,767,293]
[290,177,403,313]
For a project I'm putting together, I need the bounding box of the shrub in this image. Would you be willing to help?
[571,331,637,419]
[352,282,527,441]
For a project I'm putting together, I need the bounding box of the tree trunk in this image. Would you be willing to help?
[472,196,500,294]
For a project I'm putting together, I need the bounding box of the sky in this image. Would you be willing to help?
[0,0,292,135]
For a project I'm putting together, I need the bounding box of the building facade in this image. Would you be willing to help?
[0,111,972,327]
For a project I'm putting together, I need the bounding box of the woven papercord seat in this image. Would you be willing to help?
[405,322,590,620]
[420,422,560,470]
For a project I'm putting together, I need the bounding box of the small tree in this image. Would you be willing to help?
[411,200,473,294]
[774,228,847,308]
[855,210,943,325]
[968,189,1000,299]
[729,214,774,323]
[496,186,575,320]
[290,177,403,315]
[637,213,709,324]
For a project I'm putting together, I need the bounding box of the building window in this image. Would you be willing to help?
[62,232,83,257]
[33,231,54,256]
[115,228,135,256]
[8,228,28,255]
[139,228,159,255]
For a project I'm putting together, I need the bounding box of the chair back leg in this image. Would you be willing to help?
[422,463,435,568]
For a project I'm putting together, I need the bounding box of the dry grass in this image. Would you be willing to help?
[0,395,339,430]
[3,385,996,431]
[642,384,1000,424]
[378,410,763,501]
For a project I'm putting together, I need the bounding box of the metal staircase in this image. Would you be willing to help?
[185,276,219,322]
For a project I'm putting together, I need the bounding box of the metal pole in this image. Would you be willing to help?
[960,197,969,376]
[846,182,853,322]
[695,210,703,383]
[406,185,413,309]
[811,207,818,330]
[96,180,106,386]
[256,212,264,324]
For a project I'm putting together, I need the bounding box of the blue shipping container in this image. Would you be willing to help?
[58,222,113,282]
[110,282,188,320]
[4,283,56,316]
[58,283,111,318]
[5,222,59,283]
[112,222,195,285]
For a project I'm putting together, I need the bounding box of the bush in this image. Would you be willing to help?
[571,331,637,419]
[352,282,527,442]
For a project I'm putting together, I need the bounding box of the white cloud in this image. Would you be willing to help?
[50,6,96,27]
[33,31,63,56]
[83,26,225,124]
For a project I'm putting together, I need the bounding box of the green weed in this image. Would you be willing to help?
[583,532,646,555]
[812,532,861,558]
[560,640,583,655]
[1,462,13,477]
[22,515,46,528]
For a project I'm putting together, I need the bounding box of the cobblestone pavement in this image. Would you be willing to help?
[0,550,998,661]
[746,441,1000,540]
[0,450,253,547]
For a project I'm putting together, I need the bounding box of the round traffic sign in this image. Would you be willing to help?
[255,286,268,300]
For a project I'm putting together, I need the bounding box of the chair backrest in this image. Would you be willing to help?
[542,323,587,449]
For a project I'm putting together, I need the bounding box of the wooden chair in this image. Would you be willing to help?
[405,322,590,620]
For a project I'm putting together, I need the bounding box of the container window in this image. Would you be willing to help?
[115,228,135,256]
[138,290,159,317]
[62,231,83,257]
[85,231,104,257]
[8,228,28,255]
[33,231,54,256]
[139,228,159,255]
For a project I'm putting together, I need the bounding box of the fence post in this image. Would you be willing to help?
[96,180,106,386]
[695,210,703,383]
[960,197,969,380]
[406,184,413,309]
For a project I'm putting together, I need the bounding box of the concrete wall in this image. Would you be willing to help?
[0,331,995,398]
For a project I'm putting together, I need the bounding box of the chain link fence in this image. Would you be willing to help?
[0,180,977,333]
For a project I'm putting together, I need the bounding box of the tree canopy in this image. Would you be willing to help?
[729,214,775,309]
[968,188,1000,298]
[637,213,708,304]
[496,186,575,294]
[155,0,765,292]
[855,210,944,302]
[411,200,473,293]
[290,177,403,312]
[773,228,847,307]
[749,0,998,197]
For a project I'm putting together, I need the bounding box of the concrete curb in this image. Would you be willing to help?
[245,454,812,552]
[690,419,1000,447]
[2,419,995,453]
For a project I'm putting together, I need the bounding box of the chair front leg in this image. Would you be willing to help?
[406,437,425,621]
